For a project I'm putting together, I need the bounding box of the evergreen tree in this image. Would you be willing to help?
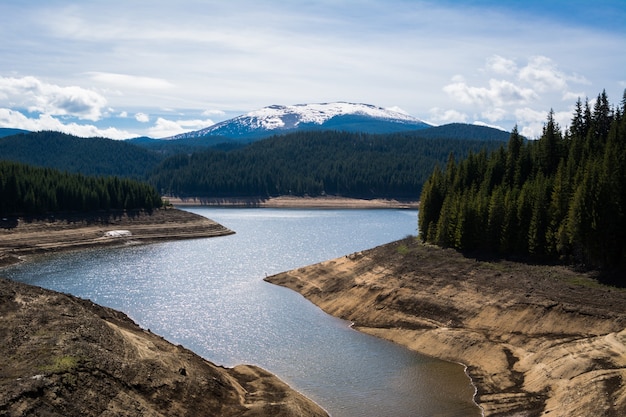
[419,90,626,277]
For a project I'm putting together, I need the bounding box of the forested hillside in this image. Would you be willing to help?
[0,131,162,178]
[149,131,506,199]
[419,90,625,273]
[0,161,163,215]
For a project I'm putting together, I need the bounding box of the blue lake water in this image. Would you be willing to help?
[3,207,480,417]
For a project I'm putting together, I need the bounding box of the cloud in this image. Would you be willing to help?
[202,109,227,117]
[88,72,174,90]
[135,112,150,123]
[147,117,216,138]
[486,55,518,75]
[518,56,569,93]
[442,55,596,137]
[0,108,134,139]
[444,78,538,108]
[0,76,107,121]
[427,107,468,124]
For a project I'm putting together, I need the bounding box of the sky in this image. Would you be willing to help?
[0,0,624,139]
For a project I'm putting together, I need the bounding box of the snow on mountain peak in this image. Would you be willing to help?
[165,102,429,140]
[245,102,421,127]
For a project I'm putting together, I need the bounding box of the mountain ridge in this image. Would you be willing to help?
[166,102,432,141]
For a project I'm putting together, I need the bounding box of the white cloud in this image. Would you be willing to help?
[486,55,518,75]
[88,72,174,90]
[444,78,537,107]
[428,107,468,124]
[147,117,216,138]
[518,56,568,92]
[119,111,128,118]
[442,55,598,137]
[135,112,150,123]
[0,108,134,139]
[202,109,226,117]
[0,76,106,121]
[481,107,508,123]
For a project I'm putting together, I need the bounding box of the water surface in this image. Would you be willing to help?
[4,208,480,417]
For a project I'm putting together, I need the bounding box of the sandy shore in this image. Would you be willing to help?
[0,208,234,267]
[167,195,419,209]
[266,238,626,416]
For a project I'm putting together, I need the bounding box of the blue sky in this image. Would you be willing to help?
[0,0,624,139]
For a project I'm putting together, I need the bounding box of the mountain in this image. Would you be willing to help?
[0,128,30,138]
[165,102,432,141]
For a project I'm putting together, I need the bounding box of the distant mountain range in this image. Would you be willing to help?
[165,102,433,141]
[0,128,29,138]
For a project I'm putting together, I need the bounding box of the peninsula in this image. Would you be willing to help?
[266,237,626,416]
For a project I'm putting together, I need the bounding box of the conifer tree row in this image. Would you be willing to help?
[149,131,505,199]
[0,161,163,215]
[419,90,626,272]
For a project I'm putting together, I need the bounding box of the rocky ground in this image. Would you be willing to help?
[0,208,328,417]
[266,237,626,417]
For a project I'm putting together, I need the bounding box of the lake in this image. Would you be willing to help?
[3,207,480,417]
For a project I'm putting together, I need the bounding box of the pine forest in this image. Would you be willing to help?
[419,91,626,273]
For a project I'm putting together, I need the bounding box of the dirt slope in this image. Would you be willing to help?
[266,237,626,417]
[0,277,328,417]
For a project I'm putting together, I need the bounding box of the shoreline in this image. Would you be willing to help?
[167,195,419,209]
[0,208,328,416]
[0,208,234,267]
[266,238,626,416]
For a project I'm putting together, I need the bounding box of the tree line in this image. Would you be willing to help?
[149,131,505,199]
[0,161,163,216]
[0,131,162,179]
[419,90,626,273]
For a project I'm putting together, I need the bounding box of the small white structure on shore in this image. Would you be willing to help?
[104,230,132,238]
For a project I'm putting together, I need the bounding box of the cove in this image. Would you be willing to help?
[4,208,480,417]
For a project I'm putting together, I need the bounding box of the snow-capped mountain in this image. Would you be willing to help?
[166,102,432,141]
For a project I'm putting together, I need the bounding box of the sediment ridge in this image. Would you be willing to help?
[266,237,626,416]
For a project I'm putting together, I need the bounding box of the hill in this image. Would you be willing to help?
[0,128,29,138]
[150,130,507,200]
[413,123,512,141]
[0,131,162,178]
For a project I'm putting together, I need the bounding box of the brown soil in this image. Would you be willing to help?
[0,208,234,267]
[266,237,626,417]
[0,278,328,417]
